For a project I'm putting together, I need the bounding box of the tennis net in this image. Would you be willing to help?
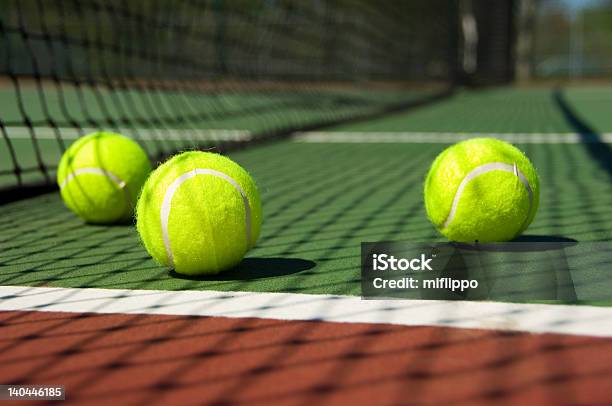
[0,0,460,192]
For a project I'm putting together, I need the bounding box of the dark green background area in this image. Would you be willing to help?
[2,126,612,299]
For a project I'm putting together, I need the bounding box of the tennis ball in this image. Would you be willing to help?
[57,132,152,224]
[136,151,262,275]
[424,138,539,243]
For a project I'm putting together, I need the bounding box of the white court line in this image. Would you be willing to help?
[293,131,612,144]
[3,126,253,142]
[1,286,611,337]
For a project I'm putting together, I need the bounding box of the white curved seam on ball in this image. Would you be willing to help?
[442,162,534,230]
[160,168,252,269]
[60,167,132,208]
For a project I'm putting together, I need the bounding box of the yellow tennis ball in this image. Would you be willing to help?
[136,151,263,276]
[57,132,152,224]
[424,138,540,242]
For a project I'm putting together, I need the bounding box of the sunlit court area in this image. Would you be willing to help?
[1,0,612,404]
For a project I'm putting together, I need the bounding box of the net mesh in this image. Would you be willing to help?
[0,0,459,191]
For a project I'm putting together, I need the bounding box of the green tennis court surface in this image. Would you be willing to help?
[2,86,612,302]
[0,83,440,188]
[4,86,612,187]
[330,87,612,133]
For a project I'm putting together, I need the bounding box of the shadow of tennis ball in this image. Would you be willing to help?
[168,257,316,281]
